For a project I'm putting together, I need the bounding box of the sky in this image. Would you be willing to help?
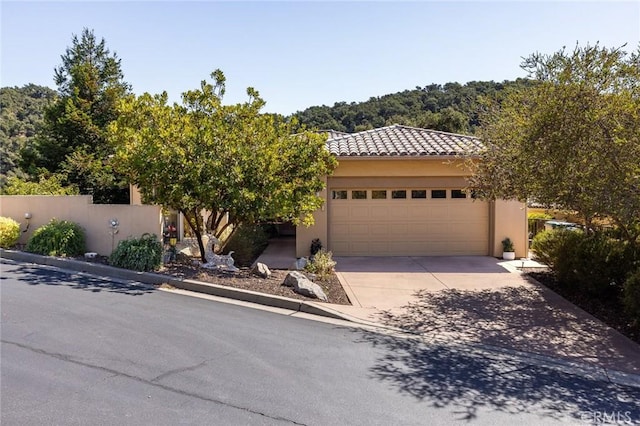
[1,1,639,115]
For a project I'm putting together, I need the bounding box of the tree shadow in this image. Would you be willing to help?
[374,281,640,374]
[356,329,640,423]
[3,261,155,296]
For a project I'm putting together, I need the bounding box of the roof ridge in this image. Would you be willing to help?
[391,124,479,139]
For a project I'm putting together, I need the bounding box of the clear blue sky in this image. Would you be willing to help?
[2,1,639,115]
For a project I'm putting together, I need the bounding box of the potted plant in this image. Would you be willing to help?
[502,237,515,260]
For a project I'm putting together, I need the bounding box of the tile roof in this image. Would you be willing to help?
[325,124,483,157]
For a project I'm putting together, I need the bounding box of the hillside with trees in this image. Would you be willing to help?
[0,84,56,186]
[289,79,533,134]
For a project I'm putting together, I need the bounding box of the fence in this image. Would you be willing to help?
[0,195,163,256]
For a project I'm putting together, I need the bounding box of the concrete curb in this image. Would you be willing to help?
[3,248,640,390]
[0,249,350,321]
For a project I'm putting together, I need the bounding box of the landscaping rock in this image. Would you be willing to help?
[283,271,328,302]
[252,262,271,279]
[292,257,308,270]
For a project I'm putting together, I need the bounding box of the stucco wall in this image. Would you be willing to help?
[0,195,163,256]
[490,199,528,258]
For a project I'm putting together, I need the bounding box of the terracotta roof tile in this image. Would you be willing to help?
[326,124,482,157]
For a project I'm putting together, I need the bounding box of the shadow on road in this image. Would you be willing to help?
[355,329,640,423]
[4,262,155,296]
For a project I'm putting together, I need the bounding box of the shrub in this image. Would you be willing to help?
[223,224,269,267]
[501,237,514,252]
[26,219,85,256]
[305,249,336,281]
[531,229,583,285]
[108,233,162,272]
[0,217,21,248]
[623,269,640,323]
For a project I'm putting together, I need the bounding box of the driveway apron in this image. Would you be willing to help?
[332,256,640,376]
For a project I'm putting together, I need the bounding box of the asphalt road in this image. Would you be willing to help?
[2,259,639,425]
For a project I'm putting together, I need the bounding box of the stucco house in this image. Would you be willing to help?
[296,124,528,258]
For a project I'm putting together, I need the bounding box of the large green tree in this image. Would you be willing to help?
[108,70,337,262]
[469,44,640,241]
[0,84,56,187]
[21,28,131,203]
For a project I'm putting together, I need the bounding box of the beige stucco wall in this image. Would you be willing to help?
[296,157,528,258]
[490,199,528,258]
[0,195,163,256]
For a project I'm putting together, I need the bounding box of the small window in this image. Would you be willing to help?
[352,190,367,200]
[411,190,427,199]
[392,190,407,199]
[332,190,347,199]
[431,189,447,199]
[372,190,387,199]
[451,189,467,199]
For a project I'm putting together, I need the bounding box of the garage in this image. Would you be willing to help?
[328,186,489,256]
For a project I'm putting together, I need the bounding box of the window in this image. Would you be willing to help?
[352,190,367,199]
[392,190,407,199]
[431,189,447,199]
[332,190,347,199]
[411,190,427,199]
[372,190,387,199]
[451,189,467,199]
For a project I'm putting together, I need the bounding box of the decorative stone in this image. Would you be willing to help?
[283,271,328,302]
[292,257,308,270]
[84,252,98,259]
[252,262,271,278]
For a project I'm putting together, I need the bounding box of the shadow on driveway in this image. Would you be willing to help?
[3,261,155,296]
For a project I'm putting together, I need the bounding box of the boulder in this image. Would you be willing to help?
[283,271,328,302]
[252,262,271,279]
[292,257,308,270]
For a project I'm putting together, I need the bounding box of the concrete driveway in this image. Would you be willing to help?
[332,256,640,376]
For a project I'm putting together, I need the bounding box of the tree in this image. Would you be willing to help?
[21,28,131,203]
[469,44,640,242]
[0,84,56,187]
[108,70,337,262]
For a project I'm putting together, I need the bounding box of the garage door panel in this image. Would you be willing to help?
[329,188,489,256]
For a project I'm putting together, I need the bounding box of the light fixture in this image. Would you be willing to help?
[24,212,32,220]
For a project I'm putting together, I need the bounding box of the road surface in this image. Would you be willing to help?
[1,259,639,425]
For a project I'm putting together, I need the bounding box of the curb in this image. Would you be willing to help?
[0,249,350,321]
[3,248,640,390]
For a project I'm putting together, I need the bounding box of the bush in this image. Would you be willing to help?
[623,269,640,323]
[0,217,21,248]
[26,219,85,256]
[109,233,162,272]
[305,249,336,281]
[532,229,639,297]
[223,224,269,267]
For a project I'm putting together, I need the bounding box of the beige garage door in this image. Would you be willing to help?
[329,188,489,256]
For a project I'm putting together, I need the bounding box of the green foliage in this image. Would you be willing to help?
[26,219,86,257]
[0,84,56,188]
[470,44,640,243]
[1,174,78,195]
[623,269,640,322]
[0,216,21,248]
[290,79,533,134]
[528,212,553,220]
[222,225,269,267]
[305,249,336,281]
[108,233,162,272]
[21,28,130,204]
[109,69,337,262]
[501,238,514,252]
[533,229,639,296]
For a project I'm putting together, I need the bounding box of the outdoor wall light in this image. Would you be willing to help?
[22,212,32,233]
[24,212,32,220]
[109,218,119,229]
[109,218,120,252]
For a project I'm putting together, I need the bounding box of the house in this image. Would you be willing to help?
[296,124,528,258]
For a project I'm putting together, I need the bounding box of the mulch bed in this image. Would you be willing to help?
[528,271,640,344]
[80,254,351,305]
